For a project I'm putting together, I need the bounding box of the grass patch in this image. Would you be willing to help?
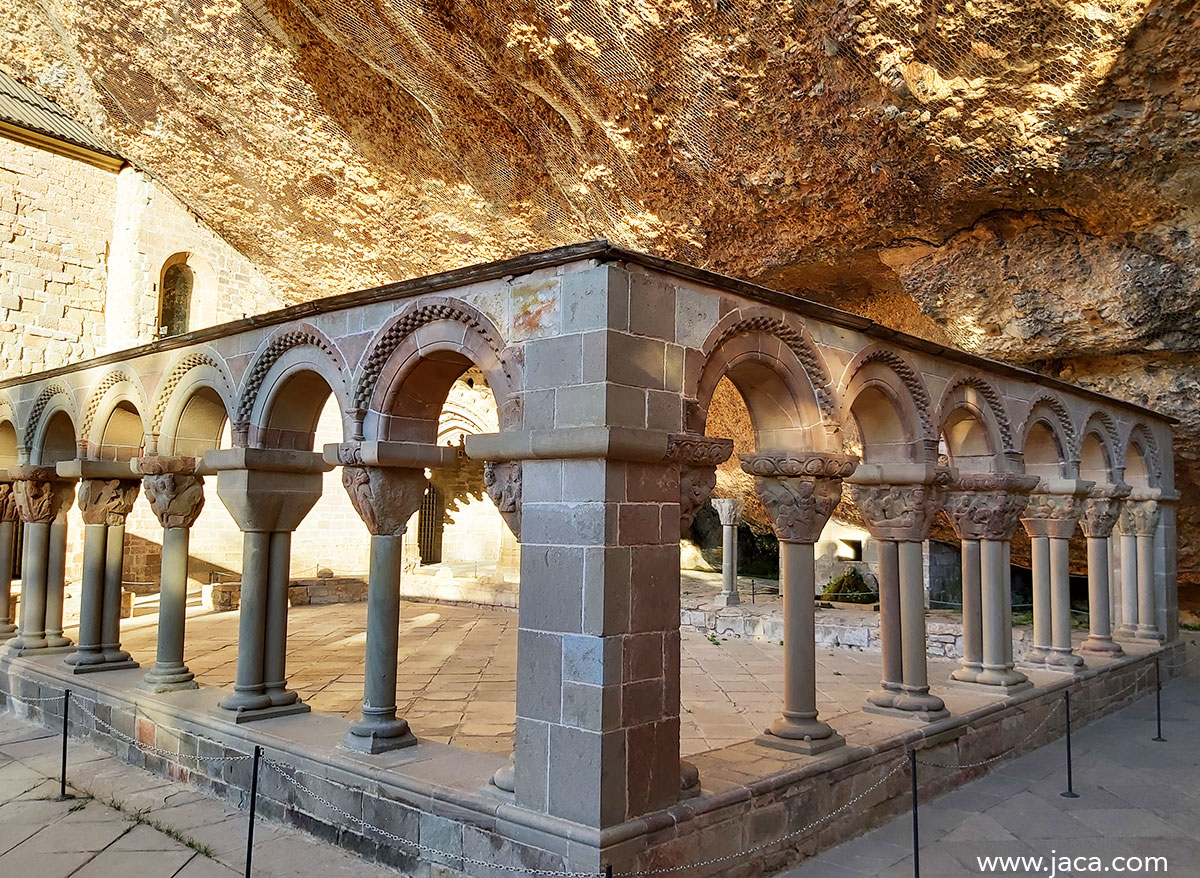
[101,793,217,859]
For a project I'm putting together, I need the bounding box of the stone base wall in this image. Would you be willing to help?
[0,643,1181,878]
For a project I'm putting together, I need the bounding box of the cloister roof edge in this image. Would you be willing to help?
[0,239,1176,425]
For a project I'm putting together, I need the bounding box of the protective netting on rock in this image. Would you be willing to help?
[1,0,1152,298]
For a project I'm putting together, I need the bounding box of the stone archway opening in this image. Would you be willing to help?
[37,410,77,466]
[95,401,144,462]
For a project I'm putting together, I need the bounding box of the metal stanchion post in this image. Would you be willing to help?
[1153,657,1165,743]
[910,749,920,878]
[245,745,262,878]
[54,689,73,802]
[605,865,613,878]
[1061,690,1078,799]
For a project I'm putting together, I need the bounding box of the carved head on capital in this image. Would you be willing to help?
[754,475,843,543]
[848,471,951,541]
[944,473,1037,541]
[342,465,428,537]
[1079,483,1132,539]
[11,468,74,524]
[482,460,522,539]
[678,465,717,536]
[78,478,141,526]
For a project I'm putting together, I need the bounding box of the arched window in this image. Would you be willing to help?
[160,257,193,337]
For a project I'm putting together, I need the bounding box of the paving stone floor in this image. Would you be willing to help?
[76,596,934,757]
[0,710,403,878]
[778,637,1200,877]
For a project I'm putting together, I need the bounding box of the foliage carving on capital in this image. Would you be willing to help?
[1021,491,1084,539]
[78,478,141,526]
[139,457,205,529]
[0,483,18,523]
[848,471,952,542]
[11,467,74,524]
[944,473,1038,541]
[1118,499,1160,538]
[754,475,843,543]
[739,451,859,479]
[483,460,522,540]
[343,465,428,537]
[710,497,744,527]
[1079,484,1132,539]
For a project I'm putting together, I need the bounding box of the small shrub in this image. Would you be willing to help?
[821,567,878,604]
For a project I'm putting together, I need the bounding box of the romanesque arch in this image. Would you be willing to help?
[353,298,518,443]
[1078,410,1120,484]
[934,374,1015,473]
[151,349,236,457]
[23,382,79,462]
[1122,422,1161,488]
[235,324,351,449]
[1018,394,1076,479]
[839,345,933,462]
[80,367,151,460]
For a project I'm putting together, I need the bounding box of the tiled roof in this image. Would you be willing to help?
[0,68,122,160]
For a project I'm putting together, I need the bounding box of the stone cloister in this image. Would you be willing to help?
[0,242,1182,875]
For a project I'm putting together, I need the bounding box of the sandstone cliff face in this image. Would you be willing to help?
[1,0,1197,580]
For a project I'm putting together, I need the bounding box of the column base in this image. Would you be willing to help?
[1133,626,1165,642]
[218,701,311,724]
[8,642,73,657]
[1044,648,1087,671]
[263,687,302,708]
[140,665,198,693]
[44,635,72,649]
[948,677,1034,696]
[70,658,140,675]
[680,761,701,799]
[756,729,846,755]
[949,664,984,684]
[1019,646,1050,665]
[1080,636,1124,656]
[1114,624,1138,639]
[864,689,949,723]
[102,647,136,664]
[0,622,16,640]
[713,592,741,608]
[491,760,515,793]
[342,718,417,754]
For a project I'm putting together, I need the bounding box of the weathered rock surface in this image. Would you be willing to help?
[1,0,1197,581]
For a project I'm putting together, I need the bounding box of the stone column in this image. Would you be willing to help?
[743,451,857,753]
[1127,493,1163,641]
[206,447,329,721]
[328,440,453,752]
[63,466,141,672]
[944,473,1037,694]
[0,483,18,640]
[138,456,206,691]
[1079,483,1131,657]
[710,498,744,607]
[484,460,523,791]
[43,478,77,649]
[7,467,75,655]
[849,463,952,722]
[1020,482,1090,669]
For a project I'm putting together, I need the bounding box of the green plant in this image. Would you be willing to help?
[821,567,878,605]
[707,633,720,646]
[1180,620,1200,632]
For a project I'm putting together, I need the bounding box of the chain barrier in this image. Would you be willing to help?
[66,696,255,765]
[916,697,1063,770]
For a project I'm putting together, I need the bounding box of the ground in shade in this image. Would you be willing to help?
[86,596,920,756]
[777,640,1200,877]
[0,711,403,878]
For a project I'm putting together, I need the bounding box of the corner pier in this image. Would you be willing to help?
[0,242,1184,875]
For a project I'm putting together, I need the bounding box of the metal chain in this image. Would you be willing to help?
[917,698,1061,770]
[261,756,604,877]
[68,695,254,764]
[0,688,71,704]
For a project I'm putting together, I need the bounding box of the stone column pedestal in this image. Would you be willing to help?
[944,472,1037,695]
[206,447,330,721]
[327,440,455,753]
[7,466,76,656]
[743,451,857,754]
[710,498,744,608]
[1079,483,1131,657]
[136,456,205,692]
[849,463,953,723]
[60,462,141,673]
[1019,481,1091,671]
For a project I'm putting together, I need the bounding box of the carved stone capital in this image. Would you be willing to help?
[678,465,717,535]
[77,478,141,527]
[754,474,844,544]
[1021,491,1086,539]
[664,433,733,467]
[10,466,75,524]
[139,457,205,529]
[1119,499,1160,538]
[944,472,1039,541]
[739,451,859,479]
[343,465,427,537]
[0,483,18,523]
[710,497,744,527]
[483,460,522,540]
[1079,483,1132,539]
[848,469,953,542]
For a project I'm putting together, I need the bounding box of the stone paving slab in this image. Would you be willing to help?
[777,639,1200,877]
[0,711,403,878]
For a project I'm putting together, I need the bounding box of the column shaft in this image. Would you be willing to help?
[877,539,902,691]
[219,530,271,711]
[101,524,135,665]
[1135,532,1161,640]
[345,534,416,751]
[1026,536,1051,661]
[719,521,740,606]
[1118,532,1138,636]
[1080,535,1122,655]
[67,522,108,666]
[43,519,71,648]
[141,526,197,690]
[898,540,930,692]
[0,520,15,636]
[952,539,982,681]
[9,523,50,651]
[977,539,1028,690]
[262,530,299,706]
[1046,537,1083,668]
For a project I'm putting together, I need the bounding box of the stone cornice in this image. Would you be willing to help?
[739,451,859,479]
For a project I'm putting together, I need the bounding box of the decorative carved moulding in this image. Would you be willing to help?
[1019,477,1093,539]
[664,433,734,468]
[136,456,205,530]
[1118,487,1163,538]
[944,472,1040,541]
[1080,483,1133,539]
[845,464,954,542]
[740,452,859,544]
[76,478,141,527]
[9,465,75,525]
[323,440,457,471]
[483,461,522,539]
